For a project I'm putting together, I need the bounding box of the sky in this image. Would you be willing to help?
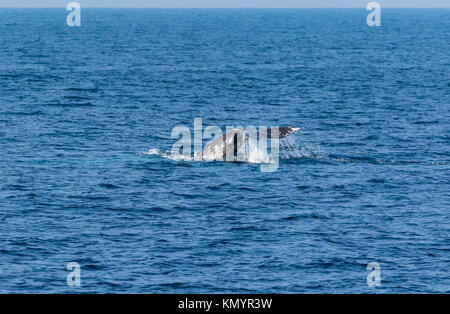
[0,0,449,8]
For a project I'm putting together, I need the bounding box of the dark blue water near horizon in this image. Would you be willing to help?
[0,8,449,293]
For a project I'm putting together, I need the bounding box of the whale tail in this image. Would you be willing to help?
[265,127,301,139]
[200,126,300,160]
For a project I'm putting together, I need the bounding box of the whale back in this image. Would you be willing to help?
[201,129,246,161]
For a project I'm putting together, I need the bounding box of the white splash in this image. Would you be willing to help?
[279,136,325,160]
[144,148,160,155]
[241,139,273,164]
[144,148,194,161]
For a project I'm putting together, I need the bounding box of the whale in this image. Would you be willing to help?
[198,127,300,161]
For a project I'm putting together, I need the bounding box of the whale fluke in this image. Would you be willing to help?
[265,127,300,139]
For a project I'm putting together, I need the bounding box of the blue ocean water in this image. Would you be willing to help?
[0,8,449,293]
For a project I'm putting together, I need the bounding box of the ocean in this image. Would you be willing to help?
[0,8,448,293]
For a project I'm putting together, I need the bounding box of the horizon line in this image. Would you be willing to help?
[1,6,449,8]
